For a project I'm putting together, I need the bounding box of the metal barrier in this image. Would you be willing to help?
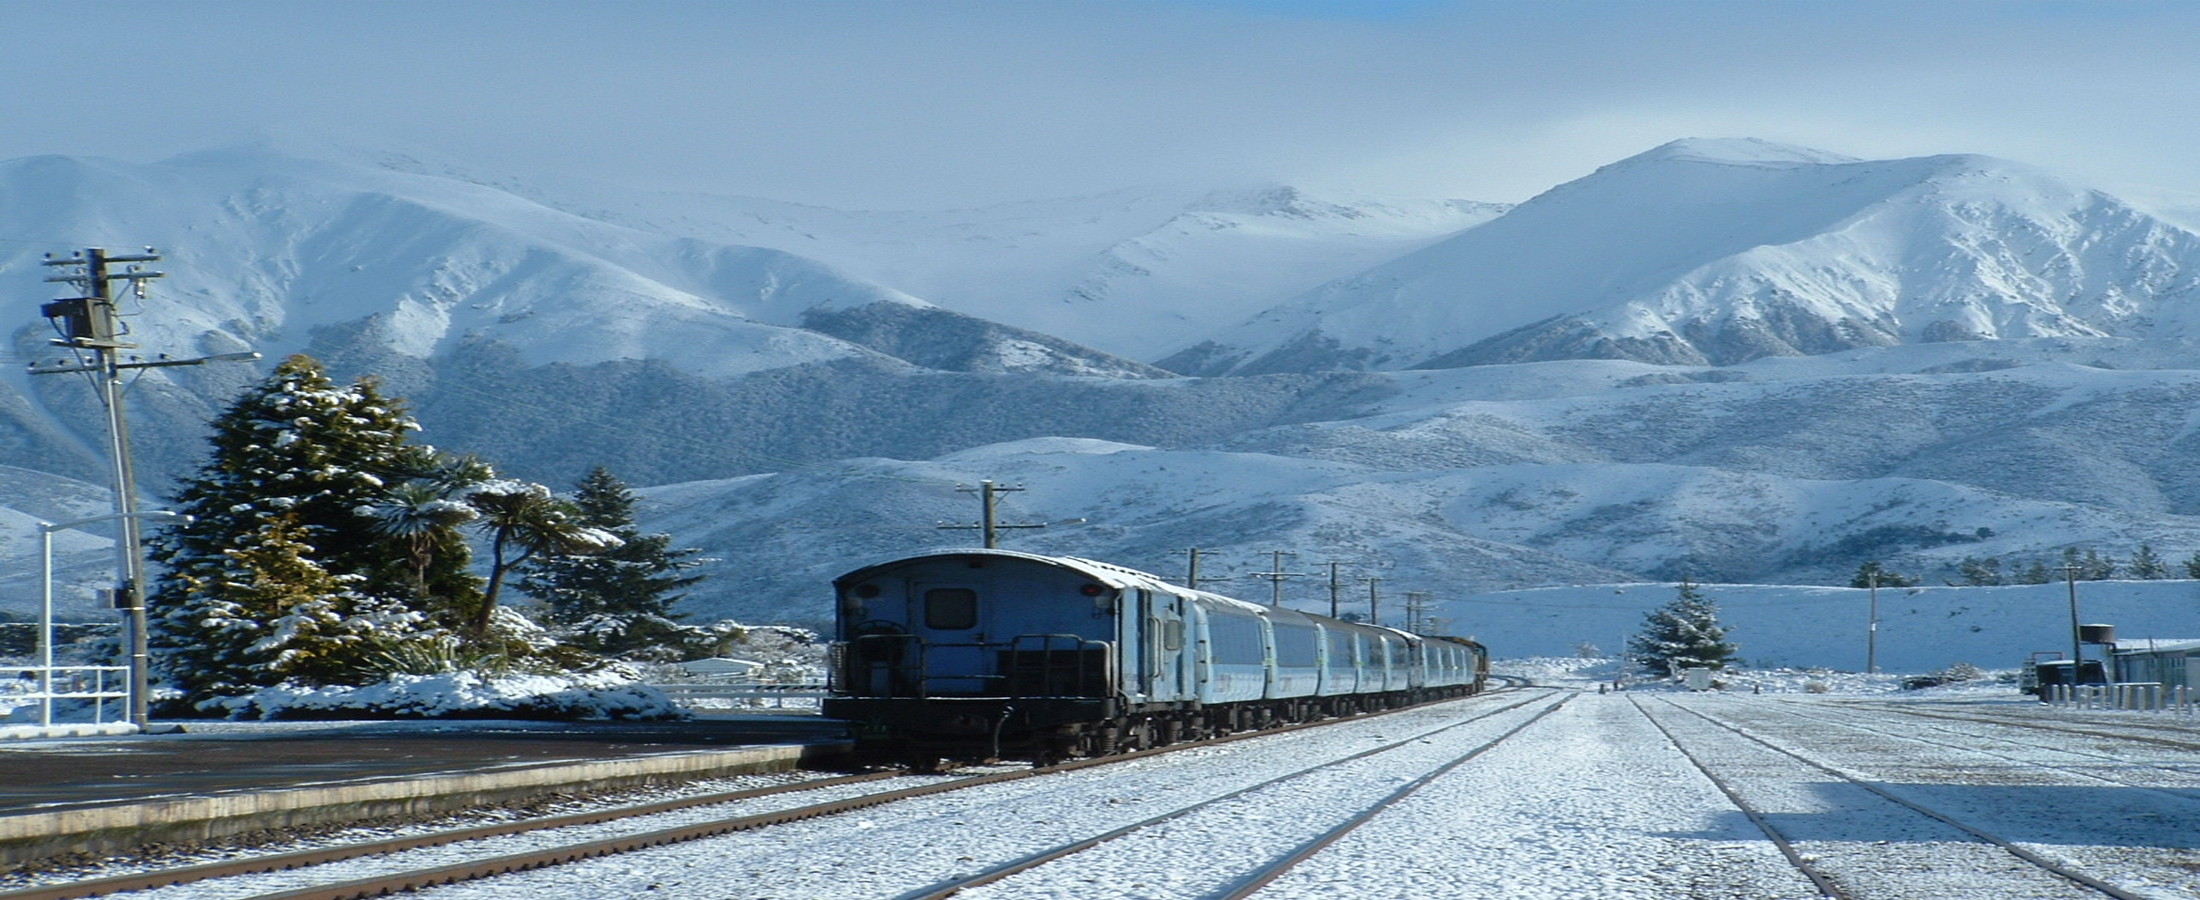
[2044,682,2196,714]
[1,665,131,736]
[649,682,828,710]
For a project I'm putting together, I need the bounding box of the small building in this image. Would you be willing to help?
[2111,639,2200,692]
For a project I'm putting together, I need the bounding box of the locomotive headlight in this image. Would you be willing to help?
[842,582,881,617]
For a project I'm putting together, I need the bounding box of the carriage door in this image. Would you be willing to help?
[1143,592,1186,701]
[913,581,987,694]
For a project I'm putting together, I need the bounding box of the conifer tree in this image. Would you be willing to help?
[1627,580,1737,674]
[148,355,467,699]
[2128,544,2168,579]
[1849,561,1916,588]
[217,517,425,688]
[520,466,704,658]
[1955,556,2004,586]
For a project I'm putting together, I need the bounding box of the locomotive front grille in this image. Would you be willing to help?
[1000,646,1108,697]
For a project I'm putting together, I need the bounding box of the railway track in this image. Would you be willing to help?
[894,690,1568,900]
[1636,695,2176,900]
[1831,702,2200,755]
[0,769,939,900]
[10,685,1532,900]
[1746,701,2200,785]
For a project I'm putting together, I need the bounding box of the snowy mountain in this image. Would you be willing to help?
[6,136,2200,668]
[1163,138,2200,374]
[482,177,1505,361]
[0,145,1164,487]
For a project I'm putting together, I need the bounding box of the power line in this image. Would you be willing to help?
[937,479,1054,549]
[1246,550,1306,607]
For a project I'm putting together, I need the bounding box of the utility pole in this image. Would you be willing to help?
[2061,564,2084,687]
[1405,591,1433,634]
[1865,570,1879,675]
[31,248,256,729]
[1184,547,1210,591]
[1325,561,1344,618]
[937,480,1047,549]
[1367,577,1381,626]
[1247,550,1305,606]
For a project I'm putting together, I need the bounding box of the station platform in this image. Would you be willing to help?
[0,713,854,869]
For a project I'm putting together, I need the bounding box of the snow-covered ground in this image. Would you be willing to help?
[73,659,2199,900]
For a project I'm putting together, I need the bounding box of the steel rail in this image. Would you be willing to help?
[1836,703,2200,754]
[1650,697,2156,900]
[1629,697,1848,899]
[1214,695,1568,900]
[1745,702,2200,788]
[0,770,912,900]
[892,690,1567,900]
[15,684,1529,900]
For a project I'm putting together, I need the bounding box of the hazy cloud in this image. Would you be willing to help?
[0,0,2194,208]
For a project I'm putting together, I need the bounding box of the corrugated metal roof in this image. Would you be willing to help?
[2112,639,2200,655]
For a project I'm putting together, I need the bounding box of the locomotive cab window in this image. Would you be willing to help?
[924,588,979,630]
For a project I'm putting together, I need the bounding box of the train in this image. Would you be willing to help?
[822,550,1489,763]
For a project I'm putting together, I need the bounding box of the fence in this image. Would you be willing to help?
[2042,682,2197,714]
[648,682,829,712]
[1,665,131,736]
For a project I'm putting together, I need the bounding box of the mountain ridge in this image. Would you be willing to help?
[1164,140,2200,374]
[4,138,2200,646]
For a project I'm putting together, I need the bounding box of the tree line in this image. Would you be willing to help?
[148,355,713,712]
[1852,544,2198,589]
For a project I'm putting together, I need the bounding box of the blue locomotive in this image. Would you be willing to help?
[822,550,1488,762]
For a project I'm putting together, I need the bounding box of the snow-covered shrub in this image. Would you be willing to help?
[211,670,685,721]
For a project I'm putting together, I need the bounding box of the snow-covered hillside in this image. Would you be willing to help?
[621,336,2200,637]
[0,145,1163,486]
[1166,138,2200,374]
[494,178,1505,361]
[5,136,2200,666]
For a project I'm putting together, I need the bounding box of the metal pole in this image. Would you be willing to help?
[2065,564,2083,687]
[38,525,52,728]
[1866,572,1878,675]
[37,511,183,731]
[1328,562,1341,619]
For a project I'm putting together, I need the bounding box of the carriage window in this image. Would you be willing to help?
[924,588,979,629]
[1163,619,1183,651]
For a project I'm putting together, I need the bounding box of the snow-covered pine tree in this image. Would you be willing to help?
[1626,580,1737,675]
[148,355,467,700]
[221,517,425,688]
[519,466,704,659]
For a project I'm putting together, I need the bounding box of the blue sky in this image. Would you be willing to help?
[0,1,2193,208]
